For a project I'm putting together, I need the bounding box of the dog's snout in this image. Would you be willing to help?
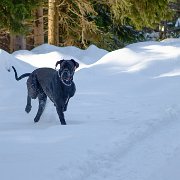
[64,71,70,76]
[62,70,71,80]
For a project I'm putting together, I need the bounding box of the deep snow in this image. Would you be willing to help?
[0,39,180,180]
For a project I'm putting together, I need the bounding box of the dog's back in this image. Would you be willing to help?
[34,68,56,87]
[27,68,56,100]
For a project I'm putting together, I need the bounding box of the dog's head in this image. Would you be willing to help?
[55,59,79,86]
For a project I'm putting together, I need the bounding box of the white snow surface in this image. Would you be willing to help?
[1,38,180,180]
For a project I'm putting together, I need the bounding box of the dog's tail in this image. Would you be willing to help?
[12,66,31,81]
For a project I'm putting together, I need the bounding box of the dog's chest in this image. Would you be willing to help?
[46,80,71,104]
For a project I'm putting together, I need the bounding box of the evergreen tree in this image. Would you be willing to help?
[34,7,44,46]
[0,0,42,52]
[107,0,175,29]
[92,0,176,50]
[0,0,177,52]
[0,0,41,34]
[50,0,100,48]
[48,0,59,45]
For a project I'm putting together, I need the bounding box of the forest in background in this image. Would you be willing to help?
[0,0,179,53]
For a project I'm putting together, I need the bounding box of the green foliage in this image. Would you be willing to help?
[57,0,101,48]
[0,0,176,51]
[92,1,145,50]
[108,0,175,29]
[91,0,176,50]
[0,0,41,34]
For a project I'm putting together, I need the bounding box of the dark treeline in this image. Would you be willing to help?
[0,0,179,52]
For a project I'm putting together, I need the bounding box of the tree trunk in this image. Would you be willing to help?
[0,30,10,52]
[34,7,44,46]
[48,0,59,45]
[10,34,26,52]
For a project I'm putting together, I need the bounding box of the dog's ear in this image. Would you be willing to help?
[71,59,79,69]
[55,60,64,69]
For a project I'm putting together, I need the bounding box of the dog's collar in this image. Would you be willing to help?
[58,70,73,87]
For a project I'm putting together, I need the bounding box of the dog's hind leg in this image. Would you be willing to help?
[25,95,32,113]
[34,92,47,123]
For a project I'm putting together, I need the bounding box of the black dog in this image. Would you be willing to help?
[12,59,79,125]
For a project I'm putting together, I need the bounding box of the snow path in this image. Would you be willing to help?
[77,108,180,180]
[1,97,179,180]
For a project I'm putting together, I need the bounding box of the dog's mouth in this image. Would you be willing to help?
[60,69,73,86]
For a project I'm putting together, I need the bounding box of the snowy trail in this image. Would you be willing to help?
[66,106,180,180]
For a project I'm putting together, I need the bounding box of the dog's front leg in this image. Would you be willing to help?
[63,96,70,112]
[56,106,66,125]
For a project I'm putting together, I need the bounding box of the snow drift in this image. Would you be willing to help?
[0,38,180,180]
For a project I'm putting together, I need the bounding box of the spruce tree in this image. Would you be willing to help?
[92,0,175,50]
[52,0,100,48]
[48,0,59,45]
[0,0,41,34]
[106,0,175,29]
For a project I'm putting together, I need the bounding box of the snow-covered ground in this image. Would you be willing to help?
[0,39,180,180]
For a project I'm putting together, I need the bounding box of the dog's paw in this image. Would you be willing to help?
[25,105,32,113]
[60,121,67,125]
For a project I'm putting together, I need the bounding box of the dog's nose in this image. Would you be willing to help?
[64,71,70,77]
[63,70,71,80]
